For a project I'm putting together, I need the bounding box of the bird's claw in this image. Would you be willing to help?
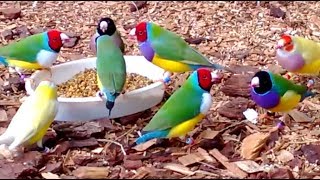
[40,146,50,153]
[96,91,104,99]
[307,79,315,89]
[185,137,194,145]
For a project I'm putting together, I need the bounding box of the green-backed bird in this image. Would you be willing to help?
[90,17,125,54]
[135,68,219,145]
[95,34,126,117]
[129,21,232,87]
[0,30,70,80]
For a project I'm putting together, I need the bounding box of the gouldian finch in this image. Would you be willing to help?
[276,34,320,77]
[96,34,126,117]
[90,17,125,54]
[0,29,70,80]
[250,70,315,119]
[135,68,218,145]
[0,80,58,151]
[129,22,231,86]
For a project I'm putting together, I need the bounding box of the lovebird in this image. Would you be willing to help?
[250,70,315,115]
[129,22,232,86]
[90,17,125,54]
[0,80,58,151]
[276,34,320,76]
[135,68,218,145]
[0,29,70,80]
[95,34,126,117]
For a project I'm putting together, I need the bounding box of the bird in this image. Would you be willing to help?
[250,70,316,120]
[128,21,231,88]
[134,68,218,145]
[275,34,320,84]
[95,34,126,117]
[90,17,125,54]
[0,80,58,152]
[0,29,70,81]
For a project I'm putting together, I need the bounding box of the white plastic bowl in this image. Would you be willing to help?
[25,56,165,122]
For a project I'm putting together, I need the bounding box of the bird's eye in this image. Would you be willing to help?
[138,31,143,35]
[202,75,208,79]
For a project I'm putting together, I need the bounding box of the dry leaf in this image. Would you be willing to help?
[91,147,104,154]
[132,139,157,151]
[240,132,270,160]
[41,172,60,179]
[199,130,219,139]
[234,160,265,173]
[209,149,248,178]
[277,150,294,163]
[163,163,195,176]
[178,152,205,166]
[72,167,109,179]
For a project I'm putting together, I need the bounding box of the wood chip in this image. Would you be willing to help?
[0,109,8,122]
[163,163,195,176]
[178,152,205,166]
[41,172,61,179]
[209,149,248,178]
[72,167,109,179]
[234,160,265,173]
[198,130,219,139]
[277,150,294,163]
[132,139,157,152]
[197,148,215,162]
[288,109,313,123]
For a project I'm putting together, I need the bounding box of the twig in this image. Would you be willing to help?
[97,139,127,156]
[130,1,140,19]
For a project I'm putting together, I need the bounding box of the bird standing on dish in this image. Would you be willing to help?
[90,17,125,54]
[134,68,218,145]
[0,30,70,81]
[0,80,58,154]
[128,22,231,89]
[95,31,126,117]
[250,70,316,120]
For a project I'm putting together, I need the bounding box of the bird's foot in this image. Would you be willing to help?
[307,79,315,90]
[259,112,275,121]
[96,91,104,99]
[182,137,196,153]
[39,146,51,154]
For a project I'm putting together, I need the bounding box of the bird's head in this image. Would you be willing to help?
[276,34,294,52]
[129,22,147,42]
[195,68,218,92]
[47,30,70,52]
[97,17,116,36]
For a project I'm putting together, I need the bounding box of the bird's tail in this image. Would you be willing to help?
[0,56,8,66]
[301,90,318,101]
[0,132,14,146]
[210,63,235,73]
[135,130,170,145]
[106,100,115,117]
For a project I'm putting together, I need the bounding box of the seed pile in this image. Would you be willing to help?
[57,68,154,98]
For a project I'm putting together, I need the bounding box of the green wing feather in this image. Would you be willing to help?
[143,81,202,132]
[96,35,126,93]
[0,33,45,63]
[270,72,307,96]
[148,23,212,66]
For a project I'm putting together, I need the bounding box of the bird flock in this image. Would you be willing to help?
[0,15,319,156]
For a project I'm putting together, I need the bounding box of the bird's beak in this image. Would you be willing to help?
[60,33,70,44]
[128,28,136,40]
[100,21,108,33]
[276,39,284,49]
[250,77,260,88]
[211,71,223,83]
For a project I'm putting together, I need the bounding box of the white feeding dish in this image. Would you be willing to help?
[25,56,165,122]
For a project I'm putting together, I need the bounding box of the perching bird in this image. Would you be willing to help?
[96,34,126,117]
[0,29,70,80]
[135,68,218,145]
[90,17,125,54]
[0,80,58,151]
[129,22,232,86]
[250,70,315,116]
[276,34,320,76]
